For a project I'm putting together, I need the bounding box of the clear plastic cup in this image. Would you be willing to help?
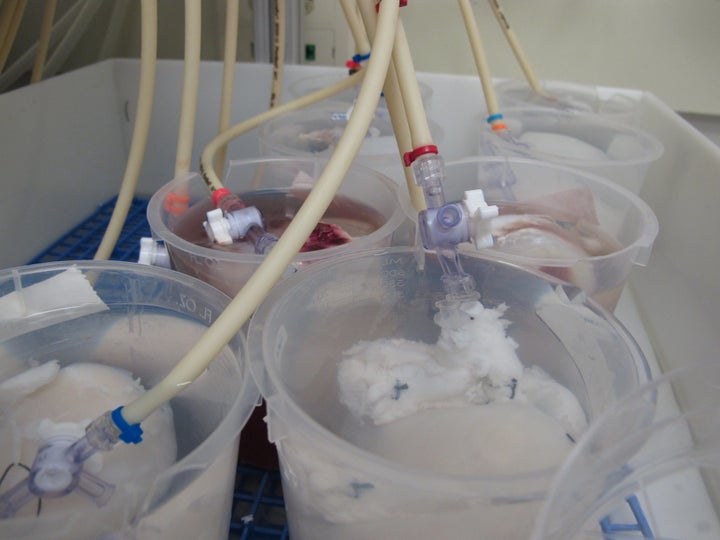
[495,79,642,125]
[0,261,258,539]
[258,101,444,188]
[147,157,409,469]
[532,359,720,540]
[247,247,651,540]
[443,156,659,311]
[477,107,664,194]
[146,157,409,298]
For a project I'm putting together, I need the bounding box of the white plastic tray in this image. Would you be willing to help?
[1,60,719,537]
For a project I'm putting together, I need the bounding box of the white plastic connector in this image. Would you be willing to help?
[463,189,499,249]
[203,208,232,245]
[203,207,264,246]
[138,238,172,268]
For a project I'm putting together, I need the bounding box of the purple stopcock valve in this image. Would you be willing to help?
[0,407,141,519]
[418,192,498,251]
[408,151,500,298]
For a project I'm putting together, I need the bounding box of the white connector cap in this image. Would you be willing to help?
[203,208,233,245]
[463,189,499,249]
[138,238,172,268]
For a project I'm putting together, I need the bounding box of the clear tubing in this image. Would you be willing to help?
[0,0,82,92]
[215,0,239,176]
[30,0,56,83]
[93,0,157,261]
[200,69,366,192]
[174,0,202,177]
[120,0,401,426]
[412,153,446,209]
[487,0,546,96]
[339,0,371,57]
[269,0,285,108]
[458,0,500,117]
[355,0,425,212]
[245,225,278,255]
[0,0,25,74]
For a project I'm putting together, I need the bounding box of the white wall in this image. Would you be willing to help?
[5,0,719,114]
[395,0,720,115]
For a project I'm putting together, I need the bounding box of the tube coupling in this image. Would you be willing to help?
[203,206,264,246]
[417,189,498,250]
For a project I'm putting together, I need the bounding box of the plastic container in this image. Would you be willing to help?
[147,157,409,469]
[532,359,720,540]
[147,157,409,298]
[288,72,433,112]
[477,107,664,194]
[0,261,258,539]
[442,156,659,311]
[258,101,443,188]
[495,79,642,125]
[247,247,651,540]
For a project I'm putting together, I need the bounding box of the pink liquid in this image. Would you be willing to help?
[491,201,626,310]
[170,189,386,254]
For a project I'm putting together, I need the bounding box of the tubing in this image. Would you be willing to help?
[174,0,202,177]
[42,0,104,79]
[0,0,82,92]
[458,0,500,117]
[248,0,287,189]
[0,1,16,50]
[93,0,157,261]
[200,68,365,192]
[390,18,433,147]
[0,0,25,74]
[30,0,56,83]
[215,0,239,176]
[487,0,545,96]
[121,0,400,425]
[269,0,285,108]
[355,0,425,212]
[339,0,370,58]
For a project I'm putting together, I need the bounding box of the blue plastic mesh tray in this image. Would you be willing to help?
[28,197,151,264]
[27,196,654,539]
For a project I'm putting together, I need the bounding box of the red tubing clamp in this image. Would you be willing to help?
[212,187,232,207]
[403,144,438,167]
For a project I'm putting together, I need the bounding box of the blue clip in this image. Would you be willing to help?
[486,113,504,124]
[111,406,144,444]
[352,52,371,63]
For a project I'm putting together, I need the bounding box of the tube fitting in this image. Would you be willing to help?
[138,238,172,268]
[410,152,445,209]
[417,189,498,250]
[203,206,264,246]
[0,410,127,518]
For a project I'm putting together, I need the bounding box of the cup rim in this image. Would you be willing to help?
[147,156,408,264]
[480,106,664,167]
[445,155,659,268]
